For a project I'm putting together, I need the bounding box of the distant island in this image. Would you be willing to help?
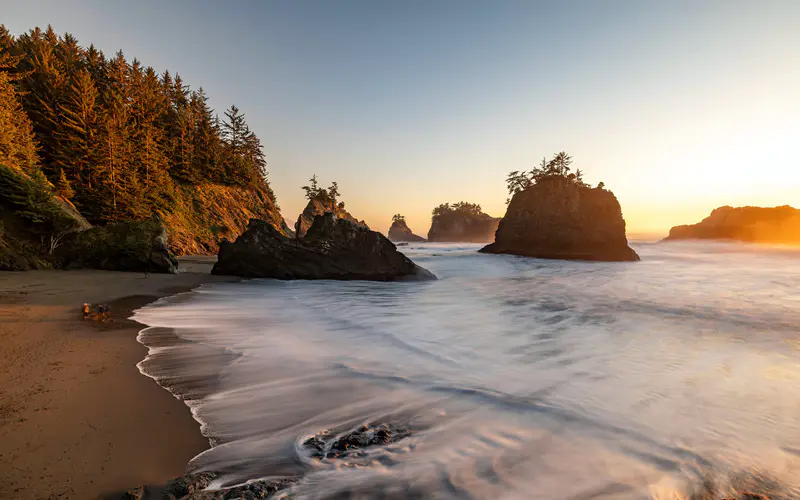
[427,202,499,243]
[388,214,426,242]
[481,152,639,262]
[665,205,800,244]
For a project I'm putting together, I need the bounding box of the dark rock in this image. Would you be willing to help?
[428,206,500,243]
[55,217,179,274]
[388,219,426,242]
[212,213,436,281]
[480,177,639,262]
[295,197,367,238]
[303,422,411,459]
[664,205,800,244]
[164,472,217,498]
[121,486,145,500]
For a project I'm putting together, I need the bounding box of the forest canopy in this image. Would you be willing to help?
[0,24,274,224]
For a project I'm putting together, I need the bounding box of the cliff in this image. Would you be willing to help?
[0,164,90,270]
[665,205,800,244]
[480,177,639,261]
[162,183,290,255]
[295,197,367,238]
[388,219,426,242]
[427,205,499,243]
[0,164,177,272]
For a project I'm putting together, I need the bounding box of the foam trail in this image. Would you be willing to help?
[133,242,800,498]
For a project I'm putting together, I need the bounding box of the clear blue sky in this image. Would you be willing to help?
[4,0,799,235]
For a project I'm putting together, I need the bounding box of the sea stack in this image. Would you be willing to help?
[427,202,499,243]
[213,213,436,281]
[388,215,426,242]
[295,196,367,238]
[664,205,800,244]
[481,177,639,262]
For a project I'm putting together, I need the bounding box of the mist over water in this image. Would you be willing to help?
[134,242,800,499]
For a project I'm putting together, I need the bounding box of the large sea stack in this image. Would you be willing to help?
[388,217,426,242]
[427,203,499,243]
[213,213,436,281]
[665,205,800,244]
[480,177,639,262]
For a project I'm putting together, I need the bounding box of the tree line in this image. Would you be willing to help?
[0,25,274,224]
[432,201,485,219]
[505,152,604,203]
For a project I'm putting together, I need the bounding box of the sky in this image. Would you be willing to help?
[3,0,799,236]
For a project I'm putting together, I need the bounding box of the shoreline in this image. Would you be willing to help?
[0,258,231,499]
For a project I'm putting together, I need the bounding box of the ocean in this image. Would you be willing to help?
[133,241,800,499]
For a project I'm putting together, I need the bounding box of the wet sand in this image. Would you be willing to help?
[0,257,230,499]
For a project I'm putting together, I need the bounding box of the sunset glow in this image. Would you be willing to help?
[4,0,799,236]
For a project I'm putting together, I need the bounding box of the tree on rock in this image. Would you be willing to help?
[507,151,589,199]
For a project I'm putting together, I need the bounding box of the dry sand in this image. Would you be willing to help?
[0,257,231,499]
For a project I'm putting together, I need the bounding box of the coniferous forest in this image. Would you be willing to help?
[0,24,276,228]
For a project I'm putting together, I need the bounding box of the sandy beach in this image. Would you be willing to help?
[0,257,230,499]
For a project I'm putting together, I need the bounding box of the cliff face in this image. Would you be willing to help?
[427,211,499,243]
[162,183,290,255]
[480,178,639,262]
[387,219,426,242]
[295,198,367,238]
[0,164,90,270]
[665,205,800,244]
[0,164,179,272]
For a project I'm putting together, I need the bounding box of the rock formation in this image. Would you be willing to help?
[213,213,436,280]
[480,177,639,261]
[427,203,500,243]
[295,197,367,238]
[664,205,800,244]
[56,217,179,274]
[388,217,426,242]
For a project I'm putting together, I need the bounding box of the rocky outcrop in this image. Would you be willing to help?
[388,219,426,242]
[427,205,500,243]
[665,205,800,244]
[0,163,90,271]
[56,217,179,274]
[295,197,367,238]
[213,213,435,280]
[480,178,639,262]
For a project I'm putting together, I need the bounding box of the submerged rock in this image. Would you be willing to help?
[388,218,426,242]
[212,213,436,281]
[664,205,800,244]
[131,471,296,499]
[428,203,500,243]
[303,422,412,459]
[56,217,179,274]
[480,177,639,262]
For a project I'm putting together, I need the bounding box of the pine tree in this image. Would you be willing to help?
[0,25,23,72]
[55,168,74,199]
[0,72,40,174]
